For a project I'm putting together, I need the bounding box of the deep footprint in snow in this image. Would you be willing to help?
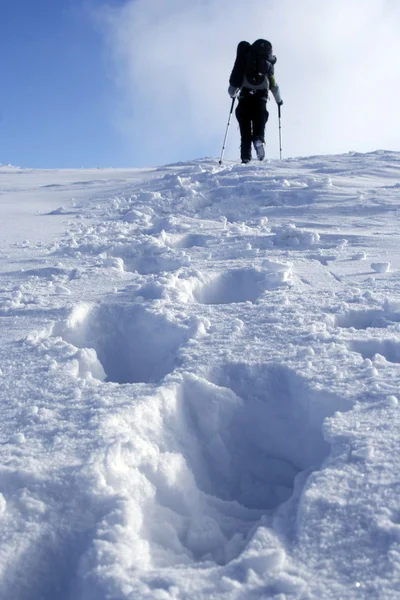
[54,302,190,383]
[336,308,400,329]
[193,268,267,305]
[180,364,350,511]
[350,339,400,363]
[122,254,185,275]
[173,233,214,249]
[87,365,351,572]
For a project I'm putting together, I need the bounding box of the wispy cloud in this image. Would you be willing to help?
[98,0,400,165]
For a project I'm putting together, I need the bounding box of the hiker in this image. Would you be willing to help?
[228,39,283,163]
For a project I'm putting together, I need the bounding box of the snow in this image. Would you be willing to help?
[1,151,400,598]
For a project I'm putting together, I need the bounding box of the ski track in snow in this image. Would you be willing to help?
[1,152,400,598]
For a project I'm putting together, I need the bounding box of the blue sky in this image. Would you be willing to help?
[0,0,129,168]
[1,0,399,169]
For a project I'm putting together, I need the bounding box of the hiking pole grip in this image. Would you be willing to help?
[219,97,236,165]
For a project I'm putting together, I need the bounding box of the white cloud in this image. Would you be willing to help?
[98,0,400,165]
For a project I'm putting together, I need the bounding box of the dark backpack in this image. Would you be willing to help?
[229,41,251,88]
[245,39,273,87]
[229,39,275,90]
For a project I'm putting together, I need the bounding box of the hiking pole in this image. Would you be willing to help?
[218,97,236,165]
[278,103,283,160]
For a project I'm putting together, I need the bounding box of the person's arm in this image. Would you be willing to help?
[228,85,239,98]
[269,73,283,105]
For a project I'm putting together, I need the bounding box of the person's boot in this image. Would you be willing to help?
[241,141,252,164]
[253,138,265,161]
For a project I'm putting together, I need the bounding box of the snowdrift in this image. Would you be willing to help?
[1,152,400,599]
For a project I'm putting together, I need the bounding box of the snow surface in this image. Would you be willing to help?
[1,151,400,599]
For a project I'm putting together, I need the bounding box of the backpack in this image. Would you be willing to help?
[245,39,273,87]
[229,39,275,91]
[229,41,251,88]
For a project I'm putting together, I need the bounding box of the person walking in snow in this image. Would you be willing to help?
[228,39,283,164]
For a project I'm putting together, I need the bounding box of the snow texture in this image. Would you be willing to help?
[1,152,400,599]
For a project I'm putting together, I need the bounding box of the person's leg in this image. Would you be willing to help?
[252,96,269,160]
[252,96,269,143]
[236,97,252,162]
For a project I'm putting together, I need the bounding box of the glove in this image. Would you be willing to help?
[228,85,239,99]
[278,100,283,106]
